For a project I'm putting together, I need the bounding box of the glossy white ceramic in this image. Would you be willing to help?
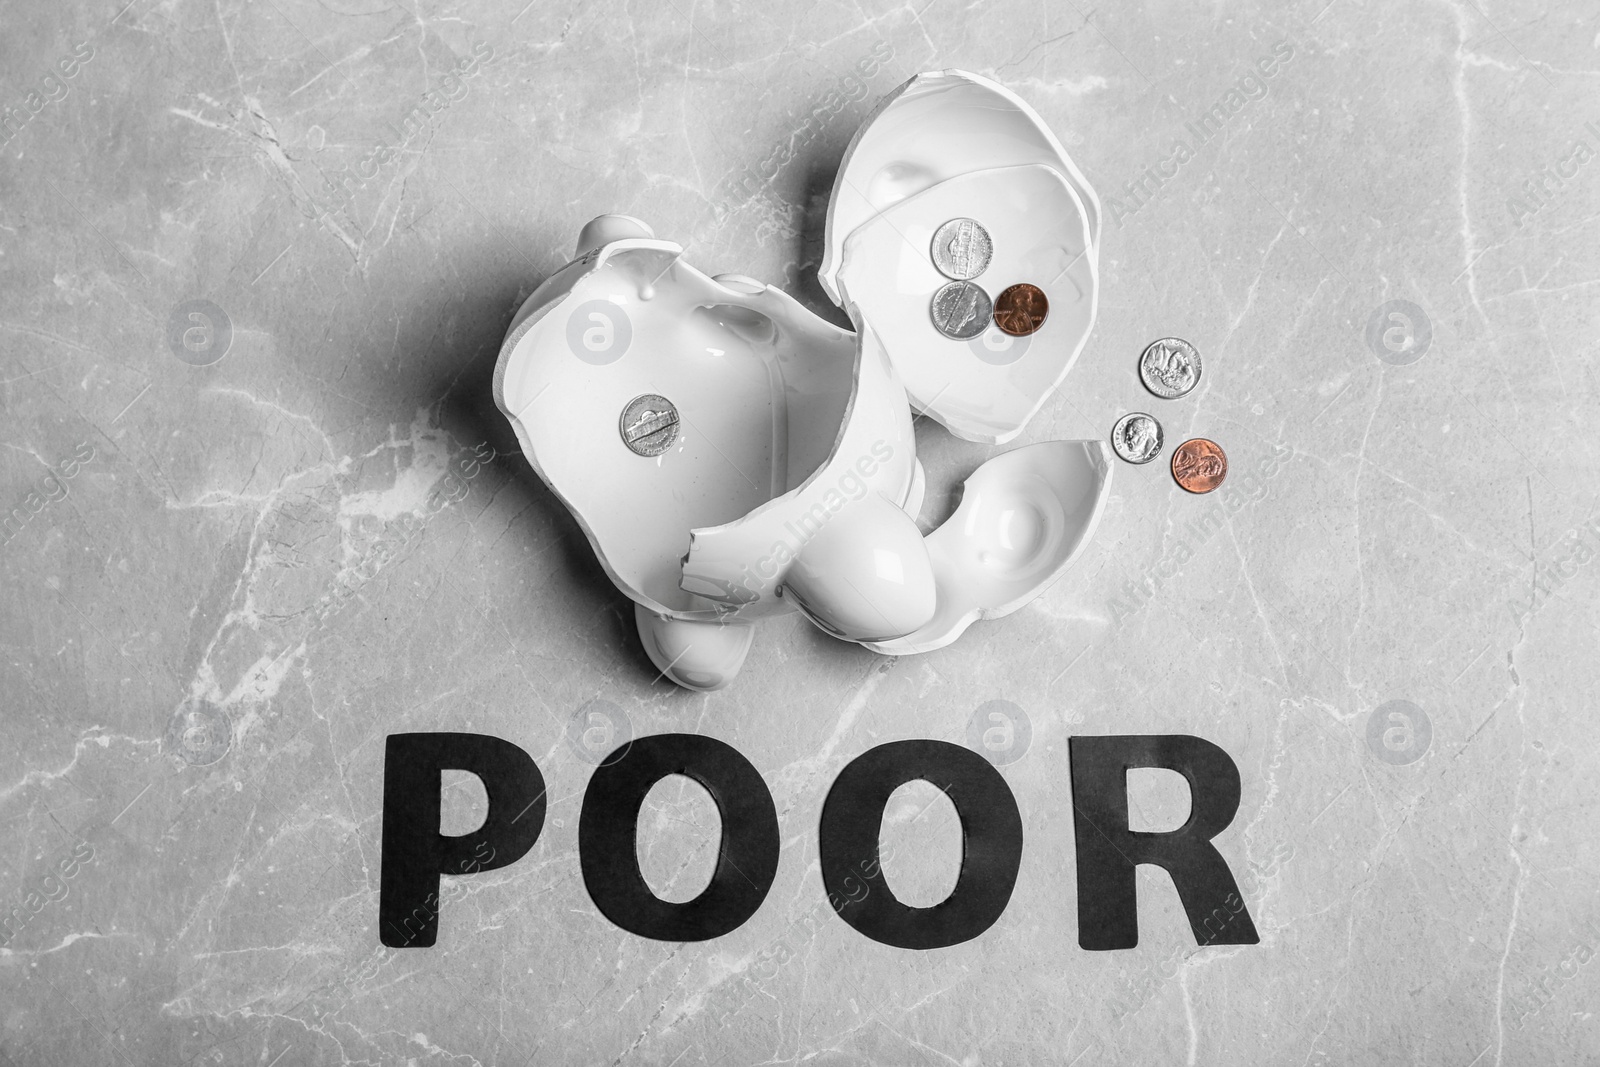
[679,319,918,618]
[494,229,862,622]
[497,64,1116,688]
[780,493,936,642]
[833,163,1096,443]
[633,605,755,692]
[819,69,1102,294]
[817,69,1102,443]
[864,440,1113,656]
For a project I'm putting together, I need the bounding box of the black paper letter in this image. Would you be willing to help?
[380,732,546,947]
[579,733,778,941]
[1070,734,1258,950]
[819,739,1024,949]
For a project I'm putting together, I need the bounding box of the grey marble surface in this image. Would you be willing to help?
[2,0,1598,1063]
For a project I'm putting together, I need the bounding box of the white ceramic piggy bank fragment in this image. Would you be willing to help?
[494,69,1113,691]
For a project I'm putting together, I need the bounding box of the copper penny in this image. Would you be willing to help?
[1171,438,1227,494]
[994,283,1048,336]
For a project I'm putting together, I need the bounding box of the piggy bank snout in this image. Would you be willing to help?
[780,496,935,643]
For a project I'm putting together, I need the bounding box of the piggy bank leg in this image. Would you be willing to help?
[634,605,755,692]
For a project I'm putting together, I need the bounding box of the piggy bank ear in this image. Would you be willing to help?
[781,494,936,643]
[575,214,653,257]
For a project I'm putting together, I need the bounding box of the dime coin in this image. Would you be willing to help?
[930,218,993,280]
[1111,412,1164,465]
[1139,337,1202,399]
[994,283,1048,336]
[1171,438,1227,493]
[930,281,993,340]
[620,394,679,457]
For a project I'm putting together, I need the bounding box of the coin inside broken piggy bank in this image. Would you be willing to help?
[820,69,1102,444]
[493,69,1112,691]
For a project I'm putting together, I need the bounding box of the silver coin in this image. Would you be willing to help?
[1111,412,1164,465]
[620,394,679,456]
[930,218,993,280]
[930,281,993,340]
[1139,337,1202,399]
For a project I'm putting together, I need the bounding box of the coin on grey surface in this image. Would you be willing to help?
[930,281,993,340]
[930,218,993,280]
[620,394,679,456]
[1111,412,1164,464]
[1139,337,1203,399]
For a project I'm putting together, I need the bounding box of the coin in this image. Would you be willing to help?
[930,218,993,280]
[620,394,679,457]
[930,281,993,340]
[1111,412,1164,464]
[1171,438,1227,493]
[994,283,1048,336]
[1139,337,1202,399]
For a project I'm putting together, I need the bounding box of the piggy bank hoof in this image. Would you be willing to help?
[634,606,755,692]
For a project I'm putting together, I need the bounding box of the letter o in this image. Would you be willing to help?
[818,739,1024,949]
[580,733,779,941]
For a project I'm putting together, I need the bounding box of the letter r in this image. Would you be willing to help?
[1069,734,1258,950]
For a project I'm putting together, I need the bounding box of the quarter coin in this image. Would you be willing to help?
[1171,438,1227,493]
[1139,337,1202,399]
[930,218,993,280]
[1111,412,1164,465]
[930,281,993,340]
[994,283,1048,336]
[620,394,679,457]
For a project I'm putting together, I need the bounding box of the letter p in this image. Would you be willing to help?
[380,732,546,947]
